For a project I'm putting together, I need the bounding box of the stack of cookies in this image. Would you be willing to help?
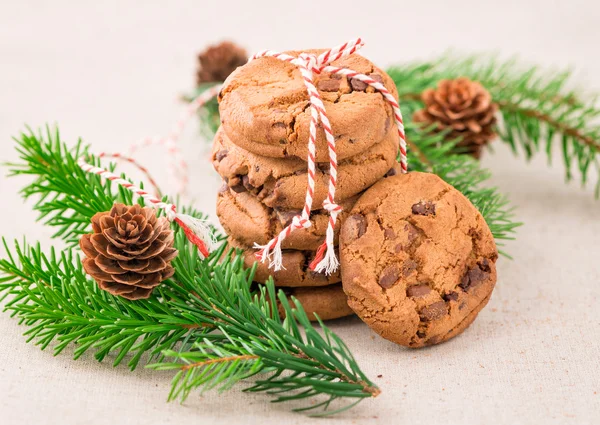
[211,49,400,321]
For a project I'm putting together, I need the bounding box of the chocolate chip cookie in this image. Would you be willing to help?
[228,238,341,287]
[265,284,354,321]
[339,172,498,348]
[217,188,358,250]
[212,126,399,209]
[218,50,398,162]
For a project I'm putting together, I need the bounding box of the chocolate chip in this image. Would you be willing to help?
[443,291,459,302]
[346,214,367,240]
[275,209,301,227]
[385,167,397,177]
[229,175,246,193]
[230,184,246,193]
[242,175,255,191]
[215,149,228,162]
[371,74,383,84]
[479,258,491,273]
[350,78,368,91]
[384,228,396,239]
[459,262,491,292]
[412,201,436,216]
[402,259,417,277]
[420,301,447,321]
[279,139,287,145]
[317,78,341,92]
[272,122,286,129]
[406,284,431,298]
[254,164,260,172]
[378,265,400,289]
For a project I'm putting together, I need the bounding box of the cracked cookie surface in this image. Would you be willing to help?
[339,172,498,348]
[217,188,358,250]
[264,284,353,322]
[228,238,341,287]
[212,125,399,209]
[218,49,398,162]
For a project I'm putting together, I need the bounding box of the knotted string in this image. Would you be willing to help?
[251,38,407,274]
[77,84,222,258]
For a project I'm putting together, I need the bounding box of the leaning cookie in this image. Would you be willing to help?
[271,284,354,322]
[217,189,358,250]
[212,126,399,209]
[228,238,340,287]
[339,172,498,348]
[218,49,398,162]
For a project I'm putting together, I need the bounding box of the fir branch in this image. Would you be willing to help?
[387,55,600,197]
[151,248,379,415]
[5,126,140,245]
[1,126,378,415]
[0,238,208,369]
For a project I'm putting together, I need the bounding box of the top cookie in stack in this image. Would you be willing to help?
[217,50,398,162]
[212,49,400,320]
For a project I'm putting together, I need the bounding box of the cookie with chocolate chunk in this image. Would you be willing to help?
[212,126,399,209]
[217,188,358,250]
[265,284,353,321]
[218,50,398,162]
[228,238,341,287]
[339,172,498,348]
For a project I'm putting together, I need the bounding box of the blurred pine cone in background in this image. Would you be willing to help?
[413,77,498,158]
[196,41,247,84]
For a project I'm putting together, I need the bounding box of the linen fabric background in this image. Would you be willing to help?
[0,1,599,424]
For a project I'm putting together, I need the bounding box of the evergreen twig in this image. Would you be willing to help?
[387,54,600,197]
[1,127,378,415]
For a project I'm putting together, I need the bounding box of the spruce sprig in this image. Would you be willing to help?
[387,55,600,197]
[1,127,378,415]
[151,248,378,415]
[6,126,140,245]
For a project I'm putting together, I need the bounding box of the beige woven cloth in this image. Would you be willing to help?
[1,1,599,424]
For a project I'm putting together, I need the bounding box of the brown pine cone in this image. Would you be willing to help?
[413,77,498,158]
[80,204,178,300]
[196,41,247,84]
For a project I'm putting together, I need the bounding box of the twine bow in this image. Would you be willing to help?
[251,38,407,274]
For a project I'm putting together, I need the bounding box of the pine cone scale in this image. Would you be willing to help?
[112,272,145,285]
[80,203,178,300]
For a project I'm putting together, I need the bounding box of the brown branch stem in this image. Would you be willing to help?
[181,354,260,371]
[497,100,600,151]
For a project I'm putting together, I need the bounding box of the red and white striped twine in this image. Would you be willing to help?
[77,84,222,258]
[125,84,222,196]
[252,38,407,274]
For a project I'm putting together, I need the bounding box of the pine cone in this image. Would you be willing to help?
[196,41,247,84]
[413,77,498,158]
[80,204,178,300]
